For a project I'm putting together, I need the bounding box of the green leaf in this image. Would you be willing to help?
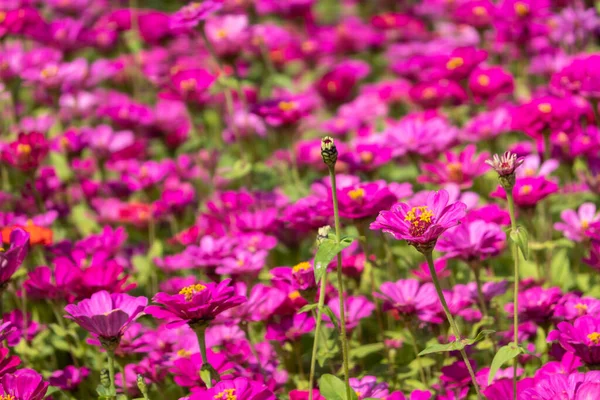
[318,374,357,400]
[222,160,252,180]
[48,152,72,182]
[418,341,465,356]
[44,386,61,398]
[69,204,100,236]
[463,329,496,346]
[297,304,318,314]
[488,344,523,384]
[200,368,212,388]
[322,305,339,331]
[314,236,355,283]
[550,248,574,291]
[270,74,294,89]
[350,343,384,359]
[510,227,529,260]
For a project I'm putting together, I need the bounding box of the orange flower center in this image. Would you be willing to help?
[289,290,301,300]
[422,87,437,99]
[179,78,197,93]
[405,206,435,237]
[582,220,590,230]
[178,284,207,301]
[575,303,588,315]
[446,162,464,182]
[0,394,16,400]
[177,349,191,358]
[278,101,296,111]
[519,185,533,195]
[477,75,490,87]
[472,6,487,16]
[360,151,374,164]
[17,143,32,156]
[215,29,228,39]
[514,2,529,17]
[446,57,464,70]
[327,81,337,93]
[538,103,552,113]
[40,65,58,79]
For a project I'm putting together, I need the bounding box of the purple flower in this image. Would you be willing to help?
[520,371,600,399]
[24,257,81,302]
[384,115,458,158]
[265,312,315,342]
[0,369,48,400]
[169,1,223,30]
[49,366,89,391]
[370,190,467,250]
[170,351,235,391]
[376,279,441,323]
[64,291,147,341]
[0,348,19,377]
[334,181,398,220]
[438,219,506,262]
[147,279,246,328]
[0,228,29,287]
[554,294,600,321]
[350,376,388,399]
[506,286,562,324]
[555,203,599,242]
[549,315,600,366]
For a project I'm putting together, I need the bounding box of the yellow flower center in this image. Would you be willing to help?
[292,262,311,273]
[214,388,237,400]
[17,143,32,155]
[360,151,374,164]
[575,303,588,315]
[278,101,296,111]
[446,162,464,182]
[446,57,464,70]
[0,11,6,23]
[519,185,533,195]
[0,394,15,400]
[514,1,529,17]
[177,349,191,357]
[180,78,197,93]
[216,29,228,39]
[538,103,552,113]
[588,332,600,345]
[178,284,207,301]
[405,206,435,237]
[477,74,490,87]
[348,188,366,201]
[472,6,487,16]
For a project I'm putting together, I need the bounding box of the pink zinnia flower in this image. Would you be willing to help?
[64,291,147,341]
[147,279,246,328]
[370,189,467,250]
[349,376,388,399]
[190,377,276,400]
[554,203,599,242]
[0,228,29,287]
[468,66,514,103]
[334,181,398,220]
[549,316,600,367]
[438,219,506,261]
[418,144,490,188]
[169,1,223,30]
[376,279,441,323]
[491,176,559,208]
[326,295,375,331]
[1,132,49,171]
[0,369,48,400]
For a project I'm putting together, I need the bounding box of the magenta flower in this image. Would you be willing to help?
[169,1,223,30]
[265,312,315,342]
[24,257,81,302]
[49,366,89,391]
[316,60,370,103]
[549,315,600,366]
[554,294,600,322]
[190,377,276,400]
[376,279,440,322]
[170,68,216,103]
[506,286,562,324]
[370,190,467,250]
[384,115,459,158]
[334,181,398,220]
[1,132,49,172]
[170,351,234,390]
[326,295,375,331]
[0,228,29,287]
[0,348,19,377]
[147,279,246,328]
[491,176,559,208]
[253,94,316,127]
[64,291,147,342]
[418,145,490,188]
[520,371,600,400]
[438,219,506,262]
[468,66,514,103]
[0,369,48,400]
[412,258,451,282]
[205,14,249,58]
[554,203,599,242]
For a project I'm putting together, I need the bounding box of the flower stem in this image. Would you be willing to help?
[308,275,327,400]
[193,323,219,388]
[406,321,427,385]
[506,192,520,400]
[327,165,352,400]
[424,251,482,399]
[107,350,117,400]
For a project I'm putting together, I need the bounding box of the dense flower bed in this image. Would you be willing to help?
[0,0,599,399]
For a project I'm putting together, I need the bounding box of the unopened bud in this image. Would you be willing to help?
[100,369,111,388]
[485,151,523,190]
[137,374,149,396]
[321,136,338,167]
[317,225,331,245]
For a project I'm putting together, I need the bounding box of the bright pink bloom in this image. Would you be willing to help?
[376,279,440,322]
[549,316,600,366]
[491,176,559,208]
[49,366,89,391]
[0,228,28,286]
[1,132,49,171]
[438,219,506,261]
[370,190,467,248]
[468,66,514,103]
[24,257,81,301]
[0,369,48,400]
[64,291,147,340]
[418,145,490,188]
[334,181,398,220]
[349,376,388,399]
[326,295,375,331]
[169,1,223,29]
[147,279,246,328]
[190,377,276,400]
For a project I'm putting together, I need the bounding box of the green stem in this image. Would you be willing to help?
[308,275,327,400]
[424,252,482,399]
[107,351,117,400]
[406,322,427,385]
[194,323,218,388]
[506,192,520,400]
[327,166,352,400]
[117,360,128,398]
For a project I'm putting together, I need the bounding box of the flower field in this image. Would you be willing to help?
[0,0,599,399]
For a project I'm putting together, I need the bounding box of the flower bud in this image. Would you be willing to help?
[100,369,111,388]
[321,136,338,167]
[485,151,523,190]
[317,225,331,245]
[137,374,149,396]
